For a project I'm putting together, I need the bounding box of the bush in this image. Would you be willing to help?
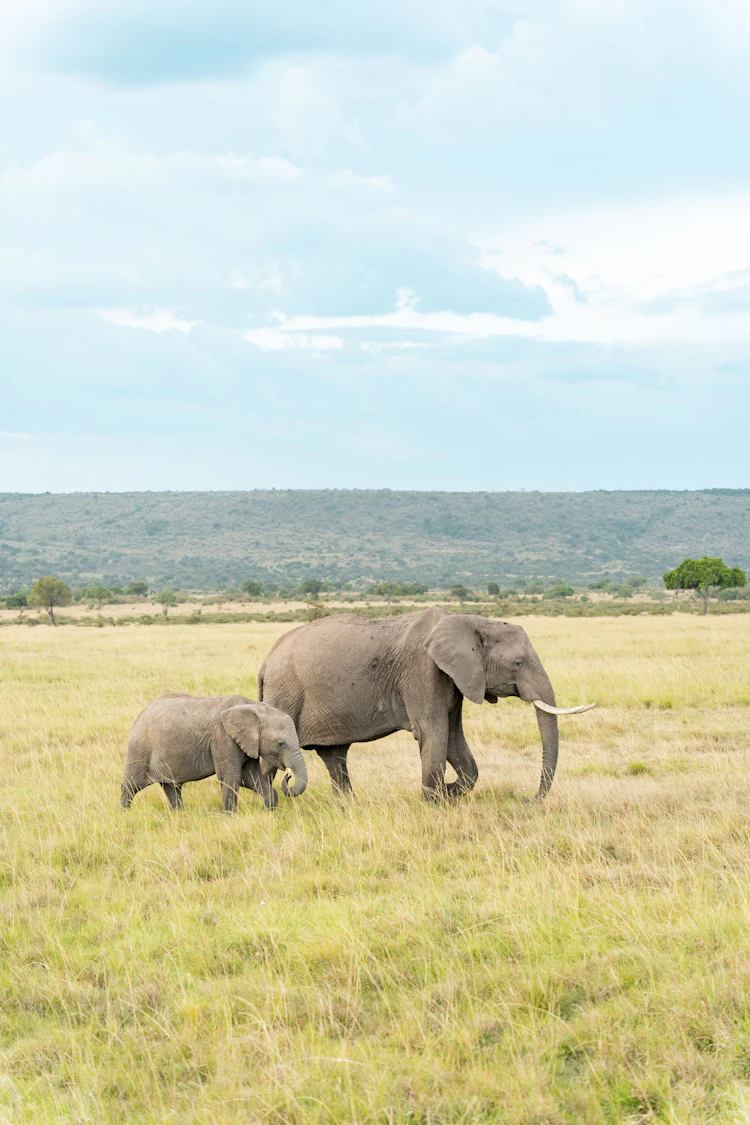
[241,580,264,597]
[84,585,114,607]
[127,580,149,597]
[542,584,575,600]
[299,578,325,598]
[368,582,429,597]
[487,582,500,596]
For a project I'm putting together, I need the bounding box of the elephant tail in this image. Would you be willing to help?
[257,667,264,702]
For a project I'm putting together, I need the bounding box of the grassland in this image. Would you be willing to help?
[2,615,750,1123]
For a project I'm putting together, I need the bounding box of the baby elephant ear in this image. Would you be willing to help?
[424,614,485,705]
[221,705,261,758]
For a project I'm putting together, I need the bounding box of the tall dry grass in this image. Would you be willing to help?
[2,616,750,1123]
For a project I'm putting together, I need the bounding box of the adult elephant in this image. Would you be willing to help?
[258,607,592,802]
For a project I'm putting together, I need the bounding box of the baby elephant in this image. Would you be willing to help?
[121,693,307,812]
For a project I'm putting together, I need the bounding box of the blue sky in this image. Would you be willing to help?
[2,0,750,492]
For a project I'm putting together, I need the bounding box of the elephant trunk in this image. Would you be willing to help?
[280,745,308,797]
[527,666,559,800]
[533,706,559,800]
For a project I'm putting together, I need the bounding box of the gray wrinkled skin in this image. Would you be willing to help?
[121,694,307,813]
[259,608,560,803]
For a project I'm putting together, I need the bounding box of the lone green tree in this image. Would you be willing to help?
[127,580,149,598]
[28,576,72,626]
[487,582,500,596]
[155,589,177,617]
[663,557,746,614]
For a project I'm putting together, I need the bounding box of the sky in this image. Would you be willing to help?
[2,0,750,493]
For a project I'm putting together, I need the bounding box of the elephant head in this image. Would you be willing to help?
[220,703,308,797]
[424,614,593,800]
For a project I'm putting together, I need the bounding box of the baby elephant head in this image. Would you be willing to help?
[220,703,307,796]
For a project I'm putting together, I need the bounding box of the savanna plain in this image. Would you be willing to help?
[3,616,750,1124]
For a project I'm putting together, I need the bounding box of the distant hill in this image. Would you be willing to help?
[1,489,749,591]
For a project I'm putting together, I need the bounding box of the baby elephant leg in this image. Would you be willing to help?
[242,759,278,809]
[211,733,245,813]
[120,765,150,809]
[161,782,184,810]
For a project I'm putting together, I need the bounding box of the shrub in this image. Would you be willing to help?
[542,584,575,600]
[5,592,28,619]
[83,585,113,608]
[299,578,325,598]
[241,580,264,597]
[368,582,429,598]
[487,582,500,596]
[127,580,149,597]
[717,587,750,601]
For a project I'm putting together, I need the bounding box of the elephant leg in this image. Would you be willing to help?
[218,773,241,813]
[242,759,278,809]
[161,782,183,810]
[120,770,150,809]
[210,732,245,813]
[315,746,353,795]
[415,718,449,803]
[446,701,478,799]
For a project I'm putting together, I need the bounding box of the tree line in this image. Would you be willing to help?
[3,558,748,624]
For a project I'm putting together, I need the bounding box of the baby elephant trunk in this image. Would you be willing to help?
[281,744,308,797]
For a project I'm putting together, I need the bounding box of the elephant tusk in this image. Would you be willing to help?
[532,700,596,715]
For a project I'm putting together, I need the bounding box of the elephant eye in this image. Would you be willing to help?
[514,658,524,667]
[278,740,285,749]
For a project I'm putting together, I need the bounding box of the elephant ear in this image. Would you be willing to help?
[424,614,485,705]
[220,705,261,758]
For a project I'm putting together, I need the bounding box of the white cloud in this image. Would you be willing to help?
[329,169,395,193]
[272,66,367,162]
[395,0,750,139]
[243,326,343,351]
[254,193,750,347]
[480,192,750,343]
[0,143,305,193]
[255,155,303,180]
[0,430,30,439]
[99,306,200,333]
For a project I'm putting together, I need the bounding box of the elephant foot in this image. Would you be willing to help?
[445,779,474,800]
[421,784,448,804]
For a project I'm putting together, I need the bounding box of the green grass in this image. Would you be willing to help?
[2,617,750,1122]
